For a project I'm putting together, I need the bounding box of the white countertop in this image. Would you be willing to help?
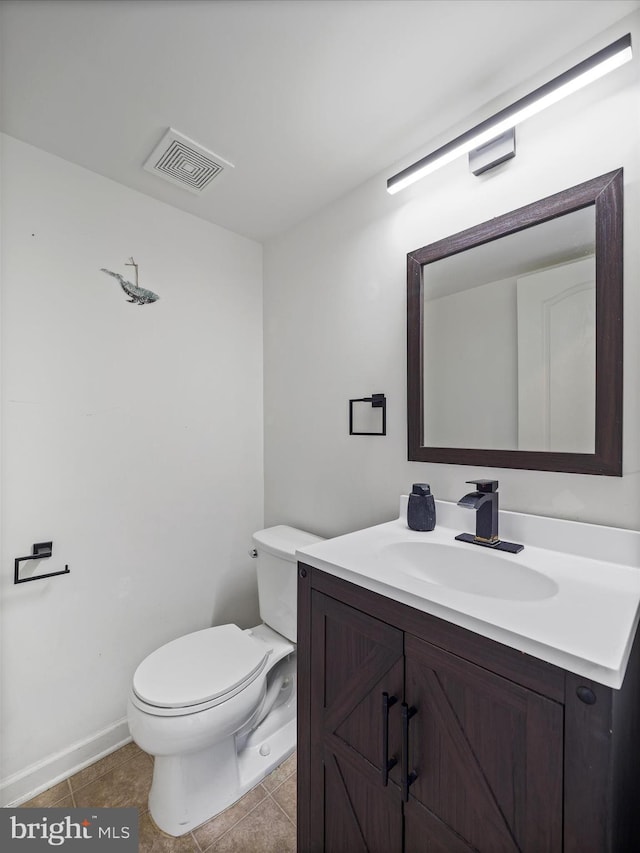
[296,499,640,689]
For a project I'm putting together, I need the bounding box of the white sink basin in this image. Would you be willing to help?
[296,498,640,688]
[381,541,558,601]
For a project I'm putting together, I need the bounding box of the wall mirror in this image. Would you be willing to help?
[407,169,622,475]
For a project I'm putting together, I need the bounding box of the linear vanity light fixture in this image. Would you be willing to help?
[387,33,632,193]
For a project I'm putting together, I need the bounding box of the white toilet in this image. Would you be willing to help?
[127,525,323,836]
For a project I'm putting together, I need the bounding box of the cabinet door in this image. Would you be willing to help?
[404,634,563,853]
[310,591,404,853]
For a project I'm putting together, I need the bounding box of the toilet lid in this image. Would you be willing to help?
[132,625,271,709]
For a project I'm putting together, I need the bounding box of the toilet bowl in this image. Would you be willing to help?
[127,525,323,836]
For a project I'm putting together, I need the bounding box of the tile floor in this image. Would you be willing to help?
[20,743,297,852]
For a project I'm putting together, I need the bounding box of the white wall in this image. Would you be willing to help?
[263,13,640,537]
[0,135,264,801]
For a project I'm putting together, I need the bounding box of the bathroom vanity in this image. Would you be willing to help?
[296,501,640,852]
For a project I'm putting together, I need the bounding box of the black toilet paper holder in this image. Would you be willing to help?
[14,541,70,585]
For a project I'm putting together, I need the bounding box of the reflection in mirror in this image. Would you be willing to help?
[407,169,622,475]
[423,208,595,452]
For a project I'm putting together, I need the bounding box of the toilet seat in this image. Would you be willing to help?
[131,624,271,716]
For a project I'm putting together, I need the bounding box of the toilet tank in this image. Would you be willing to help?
[252,525,324,642]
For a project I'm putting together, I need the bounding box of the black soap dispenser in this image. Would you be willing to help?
[407,483,436,531]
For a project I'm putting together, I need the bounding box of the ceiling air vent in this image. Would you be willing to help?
[143,128,234,194]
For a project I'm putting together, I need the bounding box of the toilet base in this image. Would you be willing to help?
[148,718,296,837]
[149,738,239,836]
[146,654,297,836]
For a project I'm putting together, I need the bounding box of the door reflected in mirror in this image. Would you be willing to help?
[407,170,622,475]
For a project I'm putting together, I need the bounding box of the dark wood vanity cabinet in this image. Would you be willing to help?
[403,633,563,852]
[297,565,640,853]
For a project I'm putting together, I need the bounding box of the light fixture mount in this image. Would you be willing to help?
[469,128,516,176]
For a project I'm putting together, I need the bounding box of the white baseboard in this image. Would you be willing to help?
[1,718,132,807]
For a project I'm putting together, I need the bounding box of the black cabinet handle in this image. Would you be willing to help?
[402,702,418,802]
[381,691,398,786]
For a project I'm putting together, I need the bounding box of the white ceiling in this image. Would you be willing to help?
[1,0,638,242]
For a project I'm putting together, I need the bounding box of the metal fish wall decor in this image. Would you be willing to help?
[100,257,160,305]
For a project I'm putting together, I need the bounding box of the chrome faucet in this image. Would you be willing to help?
[455,479,524,553]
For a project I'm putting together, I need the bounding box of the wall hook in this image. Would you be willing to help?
[14,542,70,585]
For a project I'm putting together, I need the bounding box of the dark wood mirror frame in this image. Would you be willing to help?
[407,169,623,475]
